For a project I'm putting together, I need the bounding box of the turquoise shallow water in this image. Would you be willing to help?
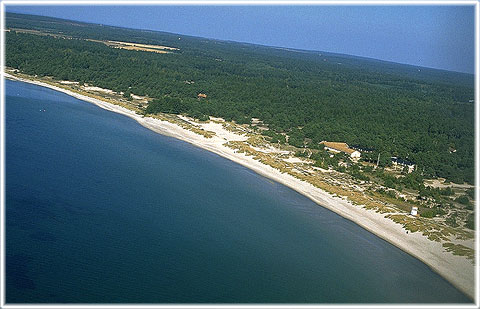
[5,79,471,303]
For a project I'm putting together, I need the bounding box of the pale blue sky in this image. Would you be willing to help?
[6,5,476,73]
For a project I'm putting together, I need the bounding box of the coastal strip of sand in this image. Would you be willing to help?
[4,73,475,300]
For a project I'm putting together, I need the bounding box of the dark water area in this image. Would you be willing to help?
[5,79,471,303]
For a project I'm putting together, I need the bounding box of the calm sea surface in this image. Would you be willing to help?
[5,79,471,303]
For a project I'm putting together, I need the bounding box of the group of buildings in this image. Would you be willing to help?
[320,141,416,173]
[391,157,416,173]
[321,141,420,218]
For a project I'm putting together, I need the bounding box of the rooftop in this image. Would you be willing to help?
[321,142,356,155]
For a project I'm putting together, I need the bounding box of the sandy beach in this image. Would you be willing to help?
[4,73,476,300]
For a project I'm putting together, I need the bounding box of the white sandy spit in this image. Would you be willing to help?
[4,73,475,300]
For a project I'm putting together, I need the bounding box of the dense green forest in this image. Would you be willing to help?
[6,13,475,184]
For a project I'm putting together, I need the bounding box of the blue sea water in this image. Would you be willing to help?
[5,79,471,303]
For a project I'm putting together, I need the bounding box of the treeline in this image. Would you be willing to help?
[5,20,475,184]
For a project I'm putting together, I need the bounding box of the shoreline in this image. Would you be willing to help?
[4,73,475,300]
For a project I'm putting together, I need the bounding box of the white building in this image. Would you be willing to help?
[391,157,416,173]
[410,207,418,216]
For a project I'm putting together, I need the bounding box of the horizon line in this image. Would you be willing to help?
[4,9,476,75]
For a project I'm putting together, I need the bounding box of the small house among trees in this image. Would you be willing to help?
[197,93,207,99]
[391,157,416,173]
[350,145,374,153]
